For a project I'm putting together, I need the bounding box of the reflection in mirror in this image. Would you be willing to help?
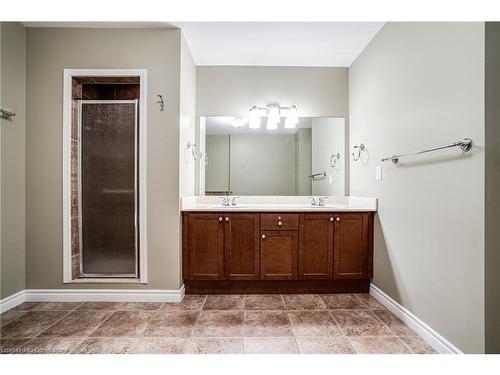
[200,116,346,196]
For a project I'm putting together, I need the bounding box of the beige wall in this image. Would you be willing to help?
[295,128,312,196]
[205,135,230,192]
[230,134,296,196]
[485,22,500,354]
[1,22,26,299]
[196,66,348,117]
[349,23,485,353]
[25,28,183,290]
[179,35,197,198]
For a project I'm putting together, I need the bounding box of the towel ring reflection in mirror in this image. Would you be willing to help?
[352,143,365,162]
[330,153,341,168]
[186,141,201,160]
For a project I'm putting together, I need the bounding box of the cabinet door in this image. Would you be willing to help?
[225,213,260,280]
[260,230,298,280]
[299,214,334,279]
[187,213,225,280]
[333,213,369,279]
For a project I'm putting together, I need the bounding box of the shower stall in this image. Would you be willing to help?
[64,71,145,282]
[77,100,139,277]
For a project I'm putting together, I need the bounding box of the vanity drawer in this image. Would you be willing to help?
[260,213,299,230]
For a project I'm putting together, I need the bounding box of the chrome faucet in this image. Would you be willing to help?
[220,196,239,206]
[317,196,328,206]
[310,196,328,206]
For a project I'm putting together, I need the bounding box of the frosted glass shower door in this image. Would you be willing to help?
[79,100,138,277]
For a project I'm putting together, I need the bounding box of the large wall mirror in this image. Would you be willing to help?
[198,116,346,196]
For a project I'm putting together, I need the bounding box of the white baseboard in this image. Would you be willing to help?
[370,283,462,354]
[0,290,26,314]
[0,285,185,313]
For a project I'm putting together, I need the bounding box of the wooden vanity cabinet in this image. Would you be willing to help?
[182,211,374,293]
[333,213,372,279]
[298,212,372,280]
[298,213,334,279]
[183,213,260,281]
[259,213,299,280]
[260,230,298,280]
[185,213,225,280]
[224,213,260,280]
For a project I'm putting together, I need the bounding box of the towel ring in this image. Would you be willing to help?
[329,153,341,168]
[352,144,365,162]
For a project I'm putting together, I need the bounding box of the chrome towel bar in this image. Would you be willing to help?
[309,171,326,179]
[381,138,473,164]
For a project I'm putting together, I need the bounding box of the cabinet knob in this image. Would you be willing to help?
[218,217,223,222]
[261,234,266,239]
[277,221,283,226]
[330,217,334,222]
[277,216,282,220]
[225,217,230,222]
[336,217,341,222]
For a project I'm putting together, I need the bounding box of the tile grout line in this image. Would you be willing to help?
[327,308,358,354]
[72,305,163,351]
[283,294,302,354]
[184,295,208,354]
[367,308,420,354]
[16,309,76,350]
[29,310,75,339]
[369,312,415,353]
[333,306,415,354]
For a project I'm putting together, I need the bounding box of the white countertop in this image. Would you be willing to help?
[181,196,377,212]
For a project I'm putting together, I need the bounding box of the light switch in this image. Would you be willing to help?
[328,175,333,184]
[376,166,382,181]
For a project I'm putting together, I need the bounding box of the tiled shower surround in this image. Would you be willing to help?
[0,294,436,354]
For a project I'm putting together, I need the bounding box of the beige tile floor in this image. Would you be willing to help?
[0,294,437,354]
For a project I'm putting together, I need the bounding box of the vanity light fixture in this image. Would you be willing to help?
[246,103,299,130]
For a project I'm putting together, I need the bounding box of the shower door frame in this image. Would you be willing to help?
[77,99,139,279]
[62,68,148,284]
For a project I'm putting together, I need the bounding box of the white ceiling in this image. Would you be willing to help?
[23,22,384,67]
[176,22,384,67]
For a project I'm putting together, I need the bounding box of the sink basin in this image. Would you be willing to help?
[309,204,347,209]
[188,203,350,211]
[198,204,250,209]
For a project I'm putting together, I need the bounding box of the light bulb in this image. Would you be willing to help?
[285,105,299,128]
[249,106,261,129]
[267,105,280,129]
[232,116,245,128]
[267,117,278,130]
